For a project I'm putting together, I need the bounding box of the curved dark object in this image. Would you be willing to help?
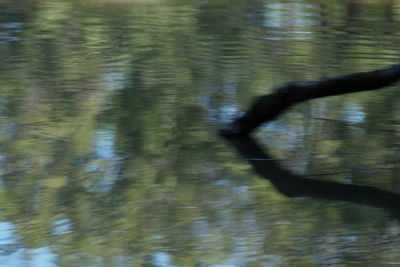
[220,64,400,136]
[224,136,400,219]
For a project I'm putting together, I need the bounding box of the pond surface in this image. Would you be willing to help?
[0,0,400,266]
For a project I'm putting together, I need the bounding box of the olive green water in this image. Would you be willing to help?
[0,0,400,266]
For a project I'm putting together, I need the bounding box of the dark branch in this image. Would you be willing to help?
[220,64,400,136]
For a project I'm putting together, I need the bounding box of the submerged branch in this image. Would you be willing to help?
[220,64,400,136]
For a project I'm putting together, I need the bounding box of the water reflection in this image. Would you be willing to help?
[263,3,318,40]
[0,0,399,266]
[224,136,400,219]
[0,22,22,43]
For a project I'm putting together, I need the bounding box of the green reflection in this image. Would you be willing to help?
[0,0,400,266]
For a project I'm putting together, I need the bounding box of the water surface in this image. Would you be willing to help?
[0,0,400,266]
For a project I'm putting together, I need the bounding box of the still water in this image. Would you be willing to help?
[0,0,400,266]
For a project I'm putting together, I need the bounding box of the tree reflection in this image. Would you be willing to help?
[0,0,399,265]
[224,135,400,219]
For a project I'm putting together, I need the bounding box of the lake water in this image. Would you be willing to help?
[0,0,400,266]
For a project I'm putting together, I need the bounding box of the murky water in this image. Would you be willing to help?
[0,0,400,266]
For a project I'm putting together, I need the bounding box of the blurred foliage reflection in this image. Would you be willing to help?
[0,0,400,266]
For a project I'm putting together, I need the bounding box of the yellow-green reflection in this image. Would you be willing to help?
[0,0,400,266]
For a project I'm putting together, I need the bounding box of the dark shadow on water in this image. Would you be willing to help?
[223,136,400,219]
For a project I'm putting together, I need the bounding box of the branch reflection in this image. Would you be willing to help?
[224,136,400,219]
